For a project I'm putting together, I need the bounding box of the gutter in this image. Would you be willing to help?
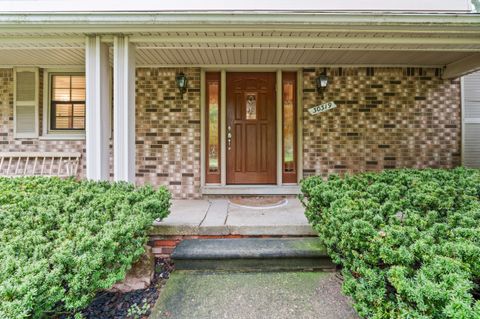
[0,12,479,26]
[0,12,479,35]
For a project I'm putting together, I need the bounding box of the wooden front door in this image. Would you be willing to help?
[226,72,276,184]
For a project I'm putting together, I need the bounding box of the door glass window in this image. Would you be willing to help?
[245,93,257,120]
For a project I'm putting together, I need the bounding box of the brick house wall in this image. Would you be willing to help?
[0,67,201,198]
[0,67,462,198]
[0,69,86,177]
[302,67,462,178]
[135,68,201,198]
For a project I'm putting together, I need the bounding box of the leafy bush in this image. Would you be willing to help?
[0,177,170,319]
[301,168,480,319]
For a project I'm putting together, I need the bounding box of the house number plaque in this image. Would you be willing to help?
[308,101,337,115]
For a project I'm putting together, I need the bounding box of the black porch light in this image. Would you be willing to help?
[315,70,328,94]
[175,72,188,95]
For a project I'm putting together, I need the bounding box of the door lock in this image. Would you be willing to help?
[227,126,232,151]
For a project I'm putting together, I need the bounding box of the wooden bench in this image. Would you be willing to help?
[0,152,81,177]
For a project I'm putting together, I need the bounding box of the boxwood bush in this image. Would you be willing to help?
[0,177,170,319]
[301,168,480,319]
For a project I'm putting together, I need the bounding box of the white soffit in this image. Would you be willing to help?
[0,0,472,13]
[0,47,474,68]
[0,48,84,66]
[0,30,479,67]
[133,49,473,67]
[1,30,480,50]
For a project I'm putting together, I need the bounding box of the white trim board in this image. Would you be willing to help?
[0,13,479,36]
[0,65,449,71]
[201,67,303,190]
[200,69,206,187]
[276,70,283,186]
[461,76,465,165]
[136,64,447,69]
[201,185,300,195]
[0,0,471,12]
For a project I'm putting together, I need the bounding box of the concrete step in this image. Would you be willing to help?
[151,199,317,236]
[171,238,334,271]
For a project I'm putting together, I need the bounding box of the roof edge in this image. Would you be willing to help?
[0,12,479,25]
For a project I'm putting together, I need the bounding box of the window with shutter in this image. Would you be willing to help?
[14,68,39,138]
[462,72,480,168]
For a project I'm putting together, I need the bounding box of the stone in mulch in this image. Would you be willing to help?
[110,246,156,293]
[59,258,174,319]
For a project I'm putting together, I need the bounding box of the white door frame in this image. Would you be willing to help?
[200,67,304,193]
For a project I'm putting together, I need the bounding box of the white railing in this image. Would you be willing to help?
[0,152,81,177]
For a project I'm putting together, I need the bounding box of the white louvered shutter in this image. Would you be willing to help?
[14,68,38,137]
[463,72,480,168]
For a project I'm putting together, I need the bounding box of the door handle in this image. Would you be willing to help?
[227,126,232,151]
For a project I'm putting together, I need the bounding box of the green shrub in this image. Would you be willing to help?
[301,168,480,319]
[0,177,170,319]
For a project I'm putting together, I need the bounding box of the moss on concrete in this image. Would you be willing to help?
[151,271,359,319]
[291,237,326,252]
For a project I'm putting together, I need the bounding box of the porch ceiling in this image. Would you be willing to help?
[0,29,479,76]
[132,48,474,67]
[0,46,476,70]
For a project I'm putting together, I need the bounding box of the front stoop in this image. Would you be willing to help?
[171,238,334,271]
[149,198,318,258]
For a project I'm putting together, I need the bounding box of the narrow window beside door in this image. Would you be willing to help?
[282,72,297,183]
[205,72,221,183]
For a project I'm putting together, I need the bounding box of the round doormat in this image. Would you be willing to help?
[228,196,288,209]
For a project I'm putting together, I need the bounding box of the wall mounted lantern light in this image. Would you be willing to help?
[315,69,329,94]
[176,72,188,95]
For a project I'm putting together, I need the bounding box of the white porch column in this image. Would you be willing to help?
[85,35,110,180]
[113,35,136,182]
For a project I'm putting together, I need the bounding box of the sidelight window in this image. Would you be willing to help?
[205,72,221,183]
[282,72,297,183]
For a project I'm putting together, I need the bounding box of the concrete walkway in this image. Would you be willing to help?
[152,198,316,236]
[151,271,359,319]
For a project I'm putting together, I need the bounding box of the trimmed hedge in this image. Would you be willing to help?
[0,177,170,319]
[301,168,480,319]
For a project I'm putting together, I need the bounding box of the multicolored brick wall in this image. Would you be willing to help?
[0,67,462,198]
[0,67,201,198]
[0,68,86,177]
[302,67,461,178]
[135,68,201,198]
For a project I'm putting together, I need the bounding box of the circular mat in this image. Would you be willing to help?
[228,196,288,209]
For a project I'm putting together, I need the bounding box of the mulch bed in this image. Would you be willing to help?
[59,258,174,319]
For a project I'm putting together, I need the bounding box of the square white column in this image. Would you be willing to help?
[113,35,136,182]
[85,35,111,180]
